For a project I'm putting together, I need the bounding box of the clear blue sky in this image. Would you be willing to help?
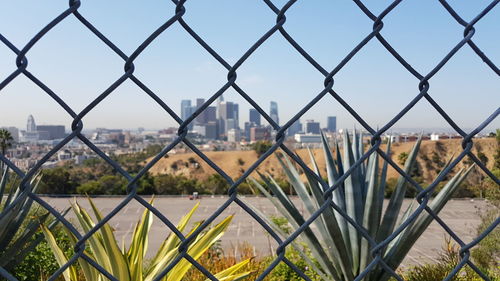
[0,0,498,133]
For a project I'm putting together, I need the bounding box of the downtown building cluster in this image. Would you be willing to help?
[180,96,337,143]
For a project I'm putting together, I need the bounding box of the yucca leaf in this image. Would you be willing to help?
[2,208,70,269]
[386,201,414,253]
[275,153,317,218]
[71,201,113,275]
[360,151,379,272]
[0,166,9,206]
[249,176,339,279]
[377,135,422,244]
[62,226,100,281]
[148,202,200,275]
[166,216,233,281]
[379,165,474,281]
[321,133,350,261]
[41,224,78,281]
[88,197,131,281]
[304,166,354,280]
[211,258,252,279]
[241,199,335,281]
[342,130,362,274]
[376,137,392,234]
[144,202,202,281]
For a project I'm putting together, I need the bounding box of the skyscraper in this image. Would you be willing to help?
[327,116,337,132]
[249,108,261,126]
[195,98,206,125]
[233,103,239,129]
[270,101,279,125]
[218,101,234,137]
[27,115,36,132]
[180,100,193,130]
[205,106,217,123]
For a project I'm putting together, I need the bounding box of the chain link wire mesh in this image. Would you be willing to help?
[0,0,499,280]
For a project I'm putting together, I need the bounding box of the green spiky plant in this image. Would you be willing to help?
[42,197,252,281]
[248,130,474,281]
[0,164,65,271]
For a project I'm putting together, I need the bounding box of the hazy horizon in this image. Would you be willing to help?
[1,1,498,133]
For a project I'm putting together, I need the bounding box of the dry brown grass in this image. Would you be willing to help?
[147,138,496,183]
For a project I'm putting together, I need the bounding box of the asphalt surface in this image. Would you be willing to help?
[40,196,489,267]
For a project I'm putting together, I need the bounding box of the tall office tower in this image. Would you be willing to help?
[218,101,234,137]
[205,106,217,123]
[180,100,193,130]
[327,116,337,133]
[305,119,321,134]
[216,95,224,138]
[249,108,261,126]
[27,115,36,132]
[195,98,206,125]
[287,119,302,136]
[233,103,239,129]
[270,101,279,125]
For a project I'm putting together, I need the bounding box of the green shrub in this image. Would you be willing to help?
[266,247,322,281]
[471,203,500,277]
[252,141,273,157]
[13,225,73,281]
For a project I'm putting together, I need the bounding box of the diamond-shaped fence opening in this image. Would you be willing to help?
[1,0,498,280]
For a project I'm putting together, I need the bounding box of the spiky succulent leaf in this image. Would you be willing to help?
[377,135,422,244]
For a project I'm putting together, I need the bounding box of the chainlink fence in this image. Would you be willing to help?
[0,0,499,280]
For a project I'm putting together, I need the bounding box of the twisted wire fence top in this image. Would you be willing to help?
[0,0,498,280]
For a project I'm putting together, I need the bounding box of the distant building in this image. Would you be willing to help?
[57,150,72,161]
[250,127,270,142]
[430,133,440,141]
[227,128,241,142]
[195,98,206,125]
[305,120,320,134]
[181,100,193,130]
[327,116,337,133]
[270,101,279,125]
[287,119,302,137]
[295,133,321,143]
[204,122,218,140]
[249,109,261,126]
[205,106,217,123]
[37,125,65,140]
[244,122,257,141]
[27,115,36,132]
[233,103,239,129]
[1,127,19,142]
[218,101,234,136]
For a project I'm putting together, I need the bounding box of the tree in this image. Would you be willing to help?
[252,141,272,157]
[397,152,408,166]
[39,167,75,194]
[0,129,14,155]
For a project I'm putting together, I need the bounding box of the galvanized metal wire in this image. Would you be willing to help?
[0,0,498,280]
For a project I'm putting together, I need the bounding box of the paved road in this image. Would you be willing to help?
[41,196,489,267]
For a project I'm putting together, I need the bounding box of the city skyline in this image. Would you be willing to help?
[0,1,498,133]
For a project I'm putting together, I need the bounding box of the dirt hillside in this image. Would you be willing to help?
[146,138,497,182]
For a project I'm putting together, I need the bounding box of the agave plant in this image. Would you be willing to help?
[0,165,65,271]
[249,130,474,281]
[42,197,252,281]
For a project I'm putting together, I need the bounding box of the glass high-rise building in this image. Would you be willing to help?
[249,108,261,126]
[327,116,337,132]
[287,119,302,136]
[270,101,279,125]
[180,100,193,130]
